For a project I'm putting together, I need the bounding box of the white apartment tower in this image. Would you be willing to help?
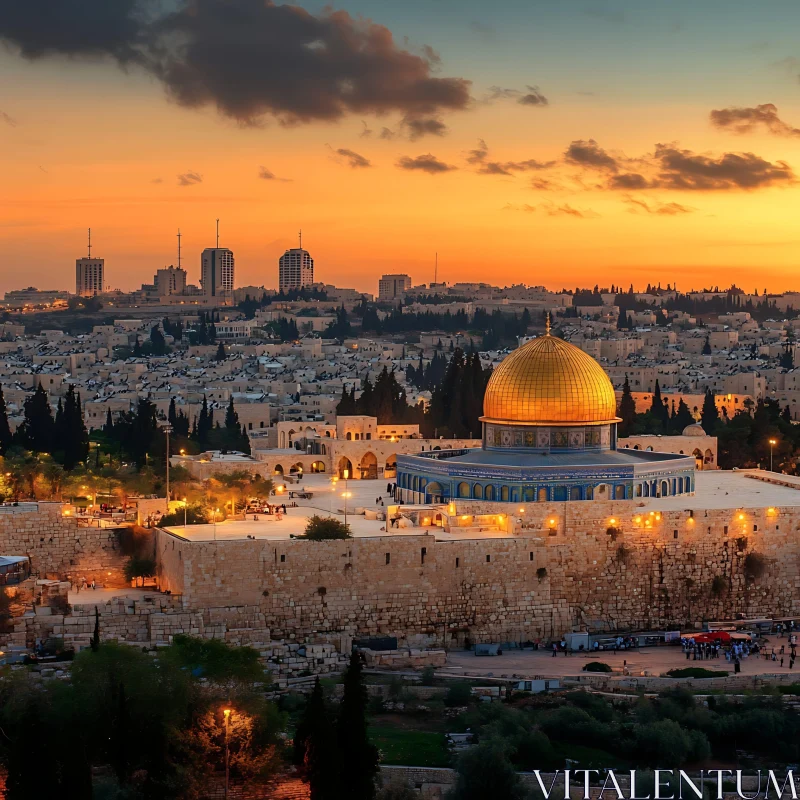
[200,248,235,302]
[75,229,104,297]
[279,233,314,292]
[379,273,412,300]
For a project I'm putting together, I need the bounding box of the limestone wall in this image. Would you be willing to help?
[0,502,130,585]
[155,498,800,643]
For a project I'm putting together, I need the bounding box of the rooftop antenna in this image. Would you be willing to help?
[216,219,219,248]
[88,228,92,258]
[177,228,182,269]
[434,252,438,285]
[299,228,302,250]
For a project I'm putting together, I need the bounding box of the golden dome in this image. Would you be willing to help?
[482,333,620,426]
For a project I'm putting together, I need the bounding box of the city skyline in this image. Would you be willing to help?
[5,1,800,293]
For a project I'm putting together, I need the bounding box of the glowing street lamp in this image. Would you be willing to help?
[223,708,232,799]
[182,497,188,529]
[769,438,777,472]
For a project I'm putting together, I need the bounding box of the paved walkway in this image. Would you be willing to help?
[443,636,799,679]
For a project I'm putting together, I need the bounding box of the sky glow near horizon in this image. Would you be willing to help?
[4,0,800,294]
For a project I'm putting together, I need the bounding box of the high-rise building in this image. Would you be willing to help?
[201,248,235,302]
[379,273,412,300]
[154,266,187,296]
[279,247,314,292]
[75,229,104,297]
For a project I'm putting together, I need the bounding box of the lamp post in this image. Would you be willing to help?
[223,708,231,799]
[769,438,777,472]
[214,507,219,540]
[182,497,187,530]
[343,468,349,525]
[163,424,172,504]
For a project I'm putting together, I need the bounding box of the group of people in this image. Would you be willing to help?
[74,577,97,592]
[681,634,798,672]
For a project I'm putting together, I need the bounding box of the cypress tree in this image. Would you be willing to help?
[700,388,720,434]
[337,652,378,800]
[91,607,100,652]
[16,383,55,454]
[618,376,636,437]
[301,678,341,800]
[215,341,226,361]
[0,385,12,455]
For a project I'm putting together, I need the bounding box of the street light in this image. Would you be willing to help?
[223,708,231,799]
[214,507,220,540]
[163,424,172,504]
[343,468,349,525]
[182,497,187,530]
[769,438,777,472]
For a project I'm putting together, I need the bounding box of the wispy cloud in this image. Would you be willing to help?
[0,110,18,127]
[177,172,203,186]
[710,103,800,137]
[396,153,456,174]
[334,148,372,169]
[622,195,695,215]
[258,165,292,181]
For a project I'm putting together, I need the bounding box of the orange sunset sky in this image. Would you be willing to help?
[4,0,800,294]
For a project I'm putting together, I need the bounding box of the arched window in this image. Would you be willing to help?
[615,485,625,500]
[553,486,567,501]
[570,486,581,501]
[501,486,509,501]
[484,485,495,501]
[473,484,484,500]
[458,482,470,498]
[538,488,548,502]
[661,480,669,497]
[346,432,352,440]
[524,486,534,502]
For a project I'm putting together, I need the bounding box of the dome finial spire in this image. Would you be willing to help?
[545,312,551,336]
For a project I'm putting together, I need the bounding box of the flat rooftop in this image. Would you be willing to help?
[645,470,800,511]
[161,470,800,543]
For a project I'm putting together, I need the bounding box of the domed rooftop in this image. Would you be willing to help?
[481,329,620,426]
[682,423,706,437]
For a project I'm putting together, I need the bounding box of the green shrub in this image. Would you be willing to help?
[583,661,612,673]
[664,668,728,679]
[444,682,473,707]
[420,666,436,686]
[298,515,352,540]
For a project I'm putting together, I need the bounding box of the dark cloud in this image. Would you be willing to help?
[379,127,396,140]
[653,144,794,190]
[360,121,373,138]
[403,114,448,140]
[1,110,18,127]
[609,173,651,190]
[565,139,619,171]
[0,0,145,61]
[543,202,599,218]
[467,139,553,175]
[257,165,291,181]
[396,153,456,174]
[622,195,694,216]
[710,103,800,137]
[506,201,598,218]
[335,148,372,168]
[0,0,472,126]
[466,138,489,164]
[485,85,548,107]
[518,86,548,106]
[177,171,203,186]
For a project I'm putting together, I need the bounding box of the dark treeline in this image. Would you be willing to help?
[338,350,492,439]
[336,366,422,425]
[0,383,88,469]
[358,301,530,350]
[237,287,328,319]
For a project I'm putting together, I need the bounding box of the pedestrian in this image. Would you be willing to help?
[781,657,785,667]
[552,642,558,658]
[91,579,96,590]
